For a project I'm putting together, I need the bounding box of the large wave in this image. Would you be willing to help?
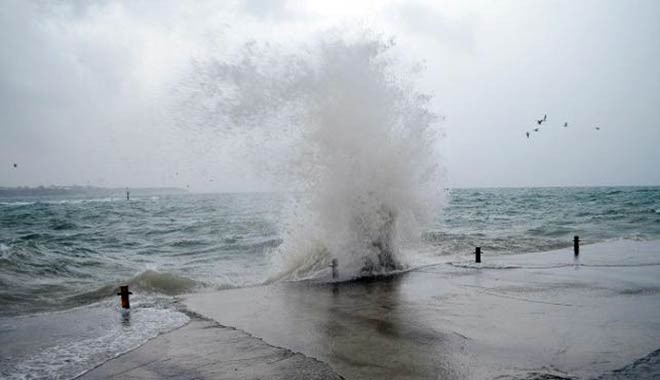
[183,32,446,280]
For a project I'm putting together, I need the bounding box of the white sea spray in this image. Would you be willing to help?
[182,32,446,279]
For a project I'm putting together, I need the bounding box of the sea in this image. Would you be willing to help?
[1,186,659,379]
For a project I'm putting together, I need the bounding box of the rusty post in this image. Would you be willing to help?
[574,236,579,257]
[331,259,338,279]
[475,247,481,263]
[117,285,133,309]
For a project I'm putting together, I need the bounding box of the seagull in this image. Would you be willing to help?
[534,128,540,132]
[537,114,547,125]
[13,163,17,168]
[526,131,530,138]
[564,122,568,128]
[595,127,600,130]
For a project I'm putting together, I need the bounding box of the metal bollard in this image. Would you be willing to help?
[117,285,133,309]
[475,247,481,263]
[331,259,338,279]
[574,236,579,257]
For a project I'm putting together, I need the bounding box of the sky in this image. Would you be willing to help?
[1,0,659,191]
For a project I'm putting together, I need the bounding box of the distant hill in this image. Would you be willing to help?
[0,186,188,198]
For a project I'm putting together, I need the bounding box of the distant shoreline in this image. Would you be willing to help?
[0,186,187,197]
[1,185,658,198]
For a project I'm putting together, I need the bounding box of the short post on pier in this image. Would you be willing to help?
[331,258,338,279]
[475,247,481,263]
[117,285,133,309]
[574,236,580,257]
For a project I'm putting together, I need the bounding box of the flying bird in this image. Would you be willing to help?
[595,127,600,130]
[533,128,540,132]
[13,163,17,168]
[526,131,530,138]
[536,114,547,125]
[564,122,568,127]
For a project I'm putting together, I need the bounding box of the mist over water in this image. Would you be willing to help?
[184,33,446,279]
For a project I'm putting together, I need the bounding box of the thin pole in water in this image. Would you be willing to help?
[475,247,481,263]
[117,285,133,309]
[331,259,338,279]
[574,236,579,257]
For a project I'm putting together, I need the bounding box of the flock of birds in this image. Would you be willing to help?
[8,116,603,170]
[526,114,600,138]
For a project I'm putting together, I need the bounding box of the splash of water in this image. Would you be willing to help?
[184,32,446,280]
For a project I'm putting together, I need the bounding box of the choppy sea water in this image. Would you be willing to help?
[1,187,659,379]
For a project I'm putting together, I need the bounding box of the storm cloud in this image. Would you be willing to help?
[1,0,659,191]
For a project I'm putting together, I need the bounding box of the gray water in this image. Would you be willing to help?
[1,187,659,379]
[0,192,284,317]
[2,187,659,317]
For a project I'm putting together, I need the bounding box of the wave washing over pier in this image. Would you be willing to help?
[180,35,446,281]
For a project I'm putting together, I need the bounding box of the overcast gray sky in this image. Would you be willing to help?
[1,0,659,191]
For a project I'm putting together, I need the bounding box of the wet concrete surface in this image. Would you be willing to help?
[76,318,343,380]
[183,240,660,380]
[77,240,660,379]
